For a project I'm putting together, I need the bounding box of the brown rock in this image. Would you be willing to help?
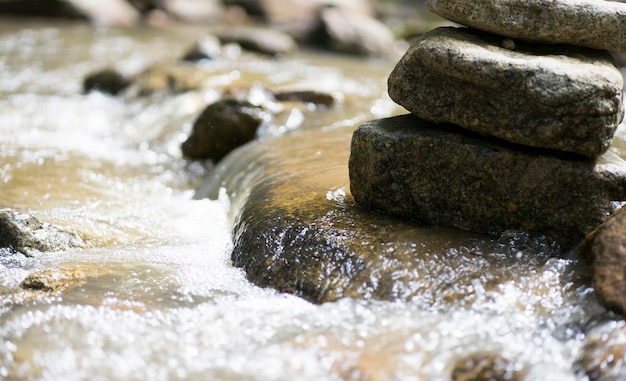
[20,266,92,293]
[214,26,296,56]
[579,206,626,316]
[349,114,626,250]
[306,6,397,58]
[426,0,626,53]
[452,353,523,381]
[387,27,624,157]
[180,36,220,62]
[272,90,335,107]
[198,126,560,304]
[83,68,131,95]
[132,64,208,96]
[181,99,269,162]
[580,318,626,381]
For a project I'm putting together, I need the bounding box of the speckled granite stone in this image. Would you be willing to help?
[349,114,626,249]
[388,27,624,157]
[426,0,626,52]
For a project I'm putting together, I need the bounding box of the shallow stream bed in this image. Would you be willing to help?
[1,19,626,381]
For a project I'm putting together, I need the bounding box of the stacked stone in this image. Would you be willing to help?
[349,0,626,251]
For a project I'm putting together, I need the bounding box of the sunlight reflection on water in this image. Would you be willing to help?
[0,19,620,380]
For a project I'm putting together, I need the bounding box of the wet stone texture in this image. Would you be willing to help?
[0,209,88,256]
[20,265,94,293]
[83,68,131,95]
[181,99,269,162]
[387,27,624,158]
[348,114,626,251]
[578,207,626,317]
[203,128,561,305]
[451,353,523,381]
[579,318,626,381]
[426,0,626,53]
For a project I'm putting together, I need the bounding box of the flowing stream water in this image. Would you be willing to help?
[1,19,626,381]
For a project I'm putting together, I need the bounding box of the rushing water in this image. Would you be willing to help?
[0,18,625,381]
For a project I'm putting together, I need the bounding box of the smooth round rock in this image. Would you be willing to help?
[181,99,269,162]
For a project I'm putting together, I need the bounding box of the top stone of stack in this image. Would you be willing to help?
[426,0,626,53]
[387,0,626,157]
[387,27,624,157]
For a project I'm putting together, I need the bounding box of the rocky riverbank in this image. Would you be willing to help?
[2,1,626,379]
[0,0,440,58]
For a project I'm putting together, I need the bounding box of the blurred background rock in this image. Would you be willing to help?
[0,0,446,45]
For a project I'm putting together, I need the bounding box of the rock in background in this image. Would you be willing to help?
[0,0,437,58]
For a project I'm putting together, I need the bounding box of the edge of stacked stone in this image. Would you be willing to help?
[426,0,626,53]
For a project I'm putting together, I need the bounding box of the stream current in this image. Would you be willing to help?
[1,19,626,381]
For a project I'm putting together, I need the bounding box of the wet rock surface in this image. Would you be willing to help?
[0,0,85,19]
[579,318,626,381]
[131,63,208,96]
[20,265,93,293]
[0,210,88,256]
[349,114,626,250]
[201,127,562,304]
[180,36,220,62]
[426,0,626,53]
[578,207,626,316]
[213,26,296,56]
[388,27,624,157]
[272,90,335,108]
[451,353,523,381]
[83,68,131,95]
[181,99,269,162]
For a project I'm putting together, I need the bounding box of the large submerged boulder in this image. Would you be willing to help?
[349,114,626,250]
[425,0,626,53]
[199,127,561,304]
[388,27,624,157]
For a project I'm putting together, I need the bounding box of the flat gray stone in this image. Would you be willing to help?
[349,114,626,249]
[388,27,624,157]
[426,0,626,53]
